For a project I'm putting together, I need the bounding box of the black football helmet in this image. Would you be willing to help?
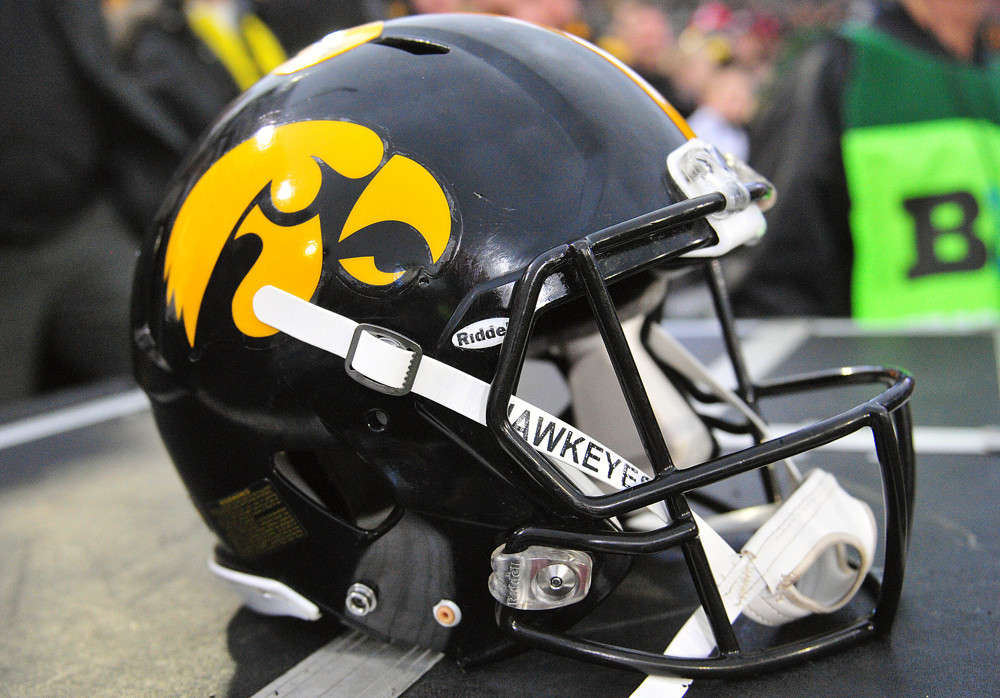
[132,14,915,678]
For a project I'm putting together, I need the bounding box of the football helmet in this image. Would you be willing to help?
[132,14,915,678]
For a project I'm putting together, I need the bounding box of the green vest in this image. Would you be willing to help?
[841,24,1000,322]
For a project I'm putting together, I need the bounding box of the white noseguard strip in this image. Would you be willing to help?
[251,285,877,695]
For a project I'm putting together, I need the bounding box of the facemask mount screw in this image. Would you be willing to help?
[346,582,378,616]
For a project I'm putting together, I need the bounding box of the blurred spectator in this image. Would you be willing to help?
[468,0,519,14]
[253,1,373,53]
[385,0,471,20]
[732,0,1000,322]
[115,0,285,146]
[672,17,733,116]
[0,0,190,402]
[385,0,592,37]
[0,0,295,404]
[686,64,756,161]
[687,1,733,36]
[409,0,467,12]
[507,0,593,39]
[729,10,783,84]
[597,1,683,110]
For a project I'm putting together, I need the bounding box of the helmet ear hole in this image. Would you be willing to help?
[272,450,398,531]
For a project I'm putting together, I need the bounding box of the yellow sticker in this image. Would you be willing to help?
[164,121,383,346]
[339,154,452,285]
[164,120,454,347]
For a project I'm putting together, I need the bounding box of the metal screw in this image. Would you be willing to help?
[536,564,578,599]
[345,583,377,616]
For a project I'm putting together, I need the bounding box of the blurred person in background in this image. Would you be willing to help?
[384,0,471,20]
[671,2,738,116]
[0,0,303,405]
[729,10,784,85]
[469,0,519,15]
[115,0,286,151]
[506,0,593,39]
[253,0,373,53]
[732,0,1000,321]
[597,1,683,110]
[0,0,191,404]
[686,63,756,161]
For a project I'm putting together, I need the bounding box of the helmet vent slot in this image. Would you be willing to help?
[375,36,451,55]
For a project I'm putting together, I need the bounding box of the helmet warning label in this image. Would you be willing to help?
[209,480,306,558]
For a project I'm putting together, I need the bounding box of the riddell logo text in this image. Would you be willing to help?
[452,318,509,349]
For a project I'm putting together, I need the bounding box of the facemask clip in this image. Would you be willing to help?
[667,137,770,257]
[488,545,592,610]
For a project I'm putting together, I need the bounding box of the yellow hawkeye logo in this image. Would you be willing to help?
[163,120,454,347]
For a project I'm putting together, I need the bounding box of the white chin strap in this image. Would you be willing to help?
[252,285,877,693]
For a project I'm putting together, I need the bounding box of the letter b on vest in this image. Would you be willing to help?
[905,192,985,278]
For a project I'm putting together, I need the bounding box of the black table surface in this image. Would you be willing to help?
[2,320,998,696]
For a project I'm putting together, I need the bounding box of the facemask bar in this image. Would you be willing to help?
[488,182,775,512]
[485,188,916,677]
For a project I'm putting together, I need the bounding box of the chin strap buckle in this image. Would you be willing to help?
[345,324,423,396]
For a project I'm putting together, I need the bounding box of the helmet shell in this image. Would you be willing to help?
[132,13,693,656]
